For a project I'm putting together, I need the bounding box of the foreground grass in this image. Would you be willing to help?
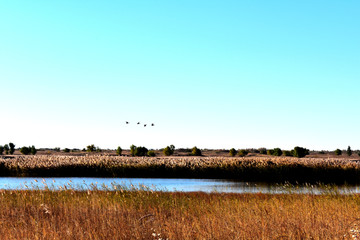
[2,155,360,183]
[1,189,360,239]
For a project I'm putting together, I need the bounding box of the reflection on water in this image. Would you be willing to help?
[0,177,359,194]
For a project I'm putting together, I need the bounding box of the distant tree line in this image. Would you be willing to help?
[335,146,357,157]
[113,145,203,157]
[2,142,358,158]
[228,146,310,158]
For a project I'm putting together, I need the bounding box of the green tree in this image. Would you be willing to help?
[134,146,148,156]
[335,149,342,156]
[273,148,283,156]
[116,146,122,156]
[163,145,175,156]
[267,149,274,156]
[0,146,3,155]
[30,146,37,155]
[20,146,31,155]
[283,150,292,156]
[63,148,70,153]
[258,148,267,155]
[130,144,136,156]
[347,146,352,156]
[9,143,15,154]
[170,145,175,152]
[192,146,202,156]
[4,144,9,154]
[163,146,172,156]
[238,149,248,157]
[147,150,156,157]
[86,144,96,152]
[229,148,237,157]
[292,146,310,158]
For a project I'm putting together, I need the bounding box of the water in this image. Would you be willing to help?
[0,177,359,194]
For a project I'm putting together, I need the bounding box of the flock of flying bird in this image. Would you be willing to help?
[126,121,154,127]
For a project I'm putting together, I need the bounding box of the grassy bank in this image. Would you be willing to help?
[1,155,360,183]
[0,188,359,239]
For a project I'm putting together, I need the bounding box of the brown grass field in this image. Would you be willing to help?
[1,189,360,239]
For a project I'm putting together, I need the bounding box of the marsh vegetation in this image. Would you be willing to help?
[0,187,359,239]
[1,155,360,183]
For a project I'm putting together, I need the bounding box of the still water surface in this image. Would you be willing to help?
[0,177,359,194]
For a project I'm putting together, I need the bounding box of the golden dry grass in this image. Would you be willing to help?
[1,155,359,170]
[1,155,360,183]
[0,189,360,239]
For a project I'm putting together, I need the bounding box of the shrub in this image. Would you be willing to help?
[0,146,3,155]
[229,148,237,157]
[96,147,102,153]
[292,146,310,158]
[267,149,274,156]
[54,147,60,152]
[163,147,172,156]
[273,148,283,156]
[178,148,192,153]
[134,146,148,156]
[87,144,96,152]
[335,149,342,156]
[358,152,360,157]
[116,146,122,156]
[258,148,267,155]
[147,150,156,157]
[238,149,248,157]
[63,148,70,153]
[319,151,325,154]
[347,146,352,156]
[192,146,202,156]
[9,143,15,155]
[20,147,31,155]
[283,150,292,156]
[163,145,175,156]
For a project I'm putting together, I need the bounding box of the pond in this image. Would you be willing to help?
[0,177,359,194]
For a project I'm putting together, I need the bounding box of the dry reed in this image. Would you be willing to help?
[0,188,359,239]
[1,155,360,183]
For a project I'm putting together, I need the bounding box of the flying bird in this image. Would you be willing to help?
[151,123,154,126]
[126,121,129,124]
[144,124,147,127]
[137,122,140,124]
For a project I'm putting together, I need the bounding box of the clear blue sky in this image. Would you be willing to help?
[0,1,359,150]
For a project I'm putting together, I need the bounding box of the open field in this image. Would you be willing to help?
[0,189,360,239]
[1,155,360,183]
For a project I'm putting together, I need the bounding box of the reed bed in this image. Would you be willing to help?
[1,155,360,183]
[0,188,360,239]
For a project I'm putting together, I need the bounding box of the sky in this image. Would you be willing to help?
[0,1,359,150]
